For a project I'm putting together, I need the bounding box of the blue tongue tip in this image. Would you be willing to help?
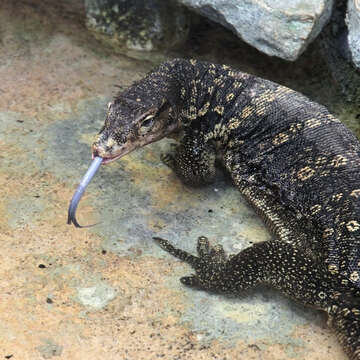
[67,156,103,228]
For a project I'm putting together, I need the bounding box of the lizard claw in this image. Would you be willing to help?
[196,235,211,257]
[180,275,202,288]
[160,153,176,169]
[153,237,199,266]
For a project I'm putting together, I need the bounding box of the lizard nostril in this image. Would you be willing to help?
[92,143,101,157]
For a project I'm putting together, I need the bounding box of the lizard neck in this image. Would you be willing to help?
[147,58,206,131]
[164,59,252,145]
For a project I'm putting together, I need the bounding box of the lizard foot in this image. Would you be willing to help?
[160,143,178,169]
[160,152,176,170]
[153,236,229,291]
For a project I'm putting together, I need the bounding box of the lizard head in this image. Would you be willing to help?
[92,96,175,164]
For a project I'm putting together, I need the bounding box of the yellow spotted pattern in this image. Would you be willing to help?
[214,105,224,115]
[297,166,315,181]
[331,193,343,202]
[331,155,348,168]
[273,132,289,145]
[305,118,322,128]
[198,102,210,117]
[351,189,360,198]
[228,117,242,130]
[310,204,322,215]
[226,93,235,101]
[350,271,360,282]
[323,228,335,238]
[328,264,338,274]
[241,106,253,119]
[346,220,360,232]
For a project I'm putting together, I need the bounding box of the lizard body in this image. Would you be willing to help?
[92,59,360,359]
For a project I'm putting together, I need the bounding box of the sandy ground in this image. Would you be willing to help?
[0,1,355,359]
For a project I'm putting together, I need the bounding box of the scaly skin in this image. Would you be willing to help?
[93,58,360,359]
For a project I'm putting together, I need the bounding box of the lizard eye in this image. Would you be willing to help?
[138,114,155,135]
[141,114,155,127]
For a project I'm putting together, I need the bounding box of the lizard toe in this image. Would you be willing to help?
[160,153,176,169]
[180,275,203,288]
[153,236,199,266]
[197,236,211,257]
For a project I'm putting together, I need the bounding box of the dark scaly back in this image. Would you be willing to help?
[216,75,360,289]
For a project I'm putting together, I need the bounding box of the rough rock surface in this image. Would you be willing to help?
[347,0,360,68]
[84,0,189,57]
[179,0,334,61]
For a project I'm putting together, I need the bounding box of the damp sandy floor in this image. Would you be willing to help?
[0,1,355,359]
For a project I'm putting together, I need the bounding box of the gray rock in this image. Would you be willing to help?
[178,0,334,61]
[346,0,360,68]
[84,0,189,57]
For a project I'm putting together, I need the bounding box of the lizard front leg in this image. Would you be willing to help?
[162,131,216,186]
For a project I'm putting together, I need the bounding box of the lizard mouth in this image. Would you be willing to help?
[98,153,123,164]
[92,144,134,164]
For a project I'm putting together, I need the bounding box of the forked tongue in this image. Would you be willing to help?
[67,156,103,228]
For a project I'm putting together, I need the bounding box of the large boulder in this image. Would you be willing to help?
[346,0,360,69]
[84,0,189,57]
[178,0,334,61]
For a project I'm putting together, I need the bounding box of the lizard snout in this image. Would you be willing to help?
[92,142,102,159]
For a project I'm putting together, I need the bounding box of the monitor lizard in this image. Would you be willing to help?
[92,58,360,359]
